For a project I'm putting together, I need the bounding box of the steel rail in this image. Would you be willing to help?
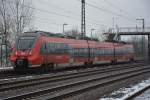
[125,85,150,100]
[1,65,150,100]
[0,63,146,92]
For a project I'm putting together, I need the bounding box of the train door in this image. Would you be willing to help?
[42,42,54,71]
[41,42,51,71]
[44,42,49,66]
[41,42,48,66]
[112,43,117,64]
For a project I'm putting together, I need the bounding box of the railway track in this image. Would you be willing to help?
[0,60,143,79]
[0,60,144,79]
[0,62,149,100]
[125,84,150,100]
[0,62,146,90]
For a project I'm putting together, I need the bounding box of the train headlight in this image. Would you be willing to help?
[29,50,32,56]
[15,51,18,56]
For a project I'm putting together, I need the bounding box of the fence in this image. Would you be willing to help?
[0,44,11,68]
[107,27,150,33]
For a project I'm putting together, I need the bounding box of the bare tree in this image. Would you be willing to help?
[0,0,34,41]
[92,29,107,41]
[65,26,81,38]
[128,35,148,58]
[0,0,34,66]
[9,0,34,39]
[0,0,12,43]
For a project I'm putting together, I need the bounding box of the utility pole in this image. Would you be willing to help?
[81,0,90,63]
[81,0,86,39]
[91,28,96,38]
[63,23,68,34]
[136,18,145,57]
[112,17,115,33]
[0,32,2,66]
[136,19,145,31]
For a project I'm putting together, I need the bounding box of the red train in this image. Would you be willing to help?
[10,31,135,71]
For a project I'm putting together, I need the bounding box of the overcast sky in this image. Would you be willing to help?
[32,0,150,36]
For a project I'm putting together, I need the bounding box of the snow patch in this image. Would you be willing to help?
[0,67,13,70]
[100,78,150,100]
[0,75,34,82]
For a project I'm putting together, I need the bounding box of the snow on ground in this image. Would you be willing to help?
[0,67,13,70]
[133,88,150,100]
[100,78,150,100]
[0,75,34,82]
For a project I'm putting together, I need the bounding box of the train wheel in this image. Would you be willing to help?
[14,66,20,72]
[48,63,54,72]
[14,66,28,73]
[41,64,46,73]
[111,59,117,65]
[84,62,88,68]
[41,63,54,72]
[129,58,134,62]
[89,62,93,67]
[84,62,93,68]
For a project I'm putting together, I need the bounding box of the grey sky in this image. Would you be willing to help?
[32,0,150,36]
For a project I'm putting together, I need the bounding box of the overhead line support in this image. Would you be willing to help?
[81,0,86,38]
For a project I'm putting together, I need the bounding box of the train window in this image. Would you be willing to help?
[83,48,87,57]
[91,48,96,57]
[106,49,110,55]
[72,48,87,57]
[48,43,55,53]
[98,49,102,55]
[55,43,61,53]
[99,49,102,55]
[119,49,121,55]
[68,48,74,56]
[103,49,106,55]
[109,49,111,55]
[122,49,125,55]
[106,49,109,55]
[17,36,36,50]
[84,48,88,57]
[110,49,113,55]
[44,43,67,54]
[131,47,134,53]
[95,48,98,56]
[79,48,83,57]
[115,49,118,55]
[100,49,103,55]
[78,49,81,57]
[118,49,120,55]
[119,48,123,55]
[128,47,134,54]
[73,48,78,57]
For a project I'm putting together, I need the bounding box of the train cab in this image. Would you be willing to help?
[10,33,39,70]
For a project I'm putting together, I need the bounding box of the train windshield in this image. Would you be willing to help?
[17,36,36,50]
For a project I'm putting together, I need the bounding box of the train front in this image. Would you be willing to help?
[10,35,37,71]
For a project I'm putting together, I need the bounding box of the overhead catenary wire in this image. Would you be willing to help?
[102,0,136,20]
[103,0,130,15]
[35,16,104,28]
[23,3,108,28]
[7,0,109,33]
[75,0,137,23]
[36,0,107,27]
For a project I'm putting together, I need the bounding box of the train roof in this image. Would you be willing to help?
[41,36,133,49]
[23,31,99,41]
[21,31,132,48]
